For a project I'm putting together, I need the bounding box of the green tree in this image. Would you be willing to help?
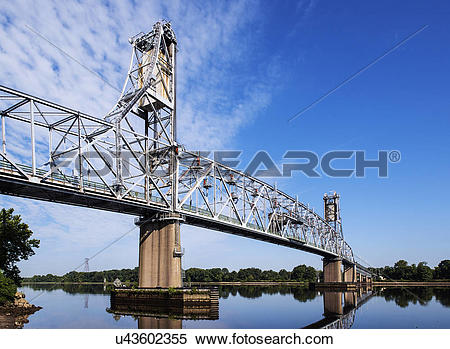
[261,270,279,281]
[393,260,409,279]
[382,266,395,279]
[237,268,262,281]
[225,271,238,281]
[209,268,225,282]
[416,262,433,281]
[304,266,318,282]
[435,260,450,279]
[0,270,17,305]
[392,260,417,280]
[278,269,290,280]
[0,208,40,285]
[291,265,306,281]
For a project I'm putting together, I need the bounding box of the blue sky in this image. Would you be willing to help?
[0,0,448,276]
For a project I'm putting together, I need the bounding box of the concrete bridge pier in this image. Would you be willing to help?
[323,258,342,282]
[138,213,184,288]
[356,272,361,283]
[343,264,356,282]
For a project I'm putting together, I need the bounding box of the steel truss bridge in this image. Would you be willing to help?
[0,21,359,266]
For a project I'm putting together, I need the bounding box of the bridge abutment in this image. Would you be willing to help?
[138,213,184,288]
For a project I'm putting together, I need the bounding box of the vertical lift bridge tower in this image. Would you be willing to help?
[114,22,182,287]
[323,193,356,282]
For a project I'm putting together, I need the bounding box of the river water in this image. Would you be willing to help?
[19,284,450,329]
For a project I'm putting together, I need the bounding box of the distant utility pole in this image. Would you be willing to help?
[84,258,89,273]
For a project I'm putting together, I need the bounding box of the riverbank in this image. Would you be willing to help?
[373,281,450,286]
[22,281,310,286]
[22,281,450,287]
[188,281,309,286]
[0,292,42,329]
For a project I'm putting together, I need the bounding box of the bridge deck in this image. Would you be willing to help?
[0,161,346,261]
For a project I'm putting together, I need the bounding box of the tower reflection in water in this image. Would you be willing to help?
[107,285,374,329]
[138,317,182,329]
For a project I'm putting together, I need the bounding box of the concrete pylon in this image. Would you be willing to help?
[343,264,356,282]
[323,258,342,283]
[138,213,184,288]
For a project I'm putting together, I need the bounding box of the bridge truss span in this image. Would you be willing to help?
[0,21,355,264]
[176,150,354,262]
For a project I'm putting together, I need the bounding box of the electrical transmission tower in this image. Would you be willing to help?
[83,258,89,273]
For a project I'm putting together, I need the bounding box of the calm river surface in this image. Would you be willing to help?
[19,284,450,329]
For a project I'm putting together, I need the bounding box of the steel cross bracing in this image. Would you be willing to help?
[0,21,354,263]
[321,309,356,330]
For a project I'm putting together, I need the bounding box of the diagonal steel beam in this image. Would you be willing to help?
[178,163,213,207]
[0,152,30,179]
[1,98,29,114]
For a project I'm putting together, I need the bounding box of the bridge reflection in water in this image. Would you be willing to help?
[107,291,219,329]
[107,285,374,329]
[138,317,182,329]
[304,285,375,329]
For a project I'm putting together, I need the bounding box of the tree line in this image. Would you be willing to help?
[369,259,450,281]
[185,265,318,282]
[21,260,450,284]
[24,264,319,283]
[24,267,139,284]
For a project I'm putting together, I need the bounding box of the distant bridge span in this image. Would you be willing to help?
[0,21,371,286]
